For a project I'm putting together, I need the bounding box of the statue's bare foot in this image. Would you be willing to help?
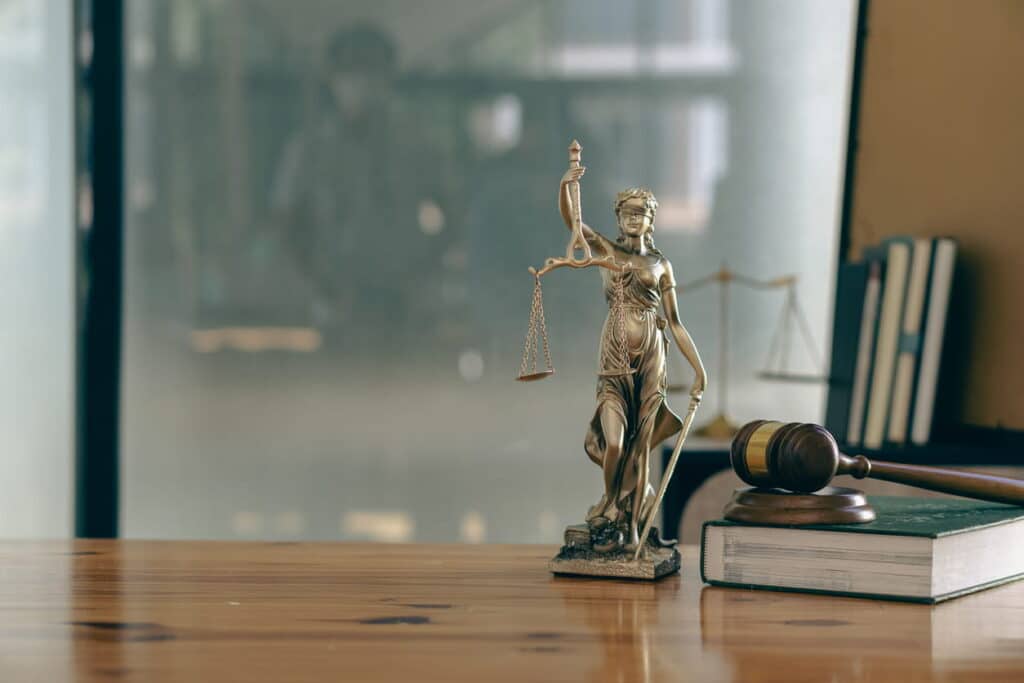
[588,498,622,525]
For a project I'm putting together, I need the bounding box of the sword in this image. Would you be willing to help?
[634,396,701,561]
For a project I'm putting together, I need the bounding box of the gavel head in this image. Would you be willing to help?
[730,421,841,493]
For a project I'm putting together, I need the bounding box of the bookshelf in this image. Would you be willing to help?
[661,0,1024,537]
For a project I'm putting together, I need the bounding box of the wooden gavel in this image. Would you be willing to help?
[731,420,1024,506]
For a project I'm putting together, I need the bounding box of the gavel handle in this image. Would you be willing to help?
[842,456,1024,506]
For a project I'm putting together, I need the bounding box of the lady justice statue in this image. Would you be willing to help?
[518,141,707,580]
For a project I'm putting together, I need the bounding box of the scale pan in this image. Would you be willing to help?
[517,370,555,382]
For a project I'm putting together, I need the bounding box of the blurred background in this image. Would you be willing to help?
[1,0,857,541]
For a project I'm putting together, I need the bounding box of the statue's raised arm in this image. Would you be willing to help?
[557,141,613,260]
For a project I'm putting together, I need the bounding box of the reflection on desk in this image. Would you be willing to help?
[0,541,1022,682]
[700,581,1024,681]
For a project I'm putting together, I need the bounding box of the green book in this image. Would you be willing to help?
[700,496,1024,603]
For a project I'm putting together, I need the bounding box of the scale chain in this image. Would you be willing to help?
[519,274,553,378]
[519,279,538,378]
[536,277,553,372]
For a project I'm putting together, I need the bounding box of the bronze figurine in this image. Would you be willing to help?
[520,141,707,579]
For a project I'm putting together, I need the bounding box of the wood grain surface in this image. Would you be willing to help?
[1,541,1023,682]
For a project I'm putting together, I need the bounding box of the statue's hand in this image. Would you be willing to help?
[690,372,707,403]
[561,166,585,186]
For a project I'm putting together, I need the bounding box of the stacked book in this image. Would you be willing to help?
[701,497,1024,603]
[824,237,958,449]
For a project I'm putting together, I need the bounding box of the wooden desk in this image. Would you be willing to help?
[3,541,1023,682]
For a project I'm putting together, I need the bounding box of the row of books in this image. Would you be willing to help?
[825,236,958,449]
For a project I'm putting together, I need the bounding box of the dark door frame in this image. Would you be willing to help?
[75,0,123,538]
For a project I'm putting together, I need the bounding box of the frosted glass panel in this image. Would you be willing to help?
[123,0,856,541]
[0,0,74,538]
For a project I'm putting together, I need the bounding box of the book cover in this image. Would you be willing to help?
[863,238,913,449]
[823,261,869,443]
[887,238,935,445]
[911,238,958,445]
[705,496,1024,538]
[846,249,886,446]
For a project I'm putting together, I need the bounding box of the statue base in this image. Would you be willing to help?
[549,524,681,581]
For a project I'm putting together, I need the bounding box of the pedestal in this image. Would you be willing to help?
[549,524,681,580]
